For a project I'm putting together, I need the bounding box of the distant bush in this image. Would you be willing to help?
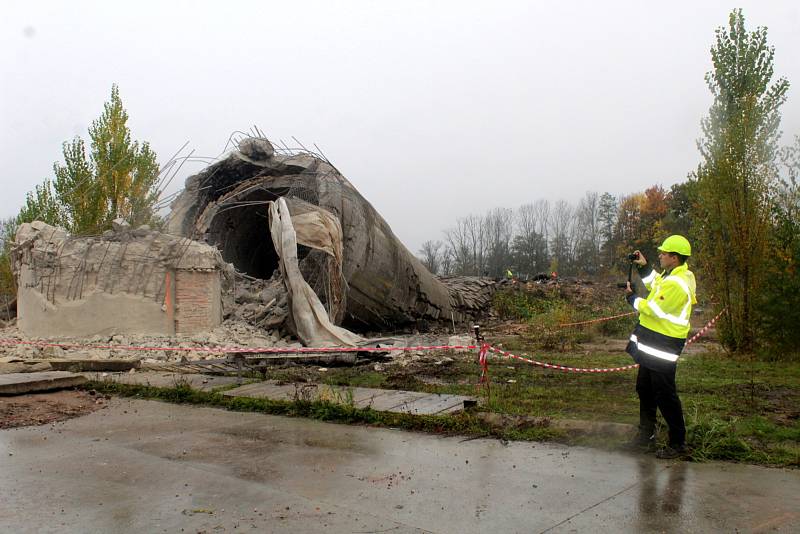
[493,286,636,350]
[492,288,556,321]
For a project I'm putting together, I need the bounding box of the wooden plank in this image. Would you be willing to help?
[29,359,140,372]
[222,382,301,401]
[325,386,391,406]
[83,372,241,391]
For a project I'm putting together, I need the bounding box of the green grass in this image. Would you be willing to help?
[493,287,638,349]
[252,345,800,466]
[83,340,800,467]
[83,380,562,443]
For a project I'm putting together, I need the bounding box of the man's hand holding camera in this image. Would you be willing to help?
[624,250,646,303]
[627,250,647,266]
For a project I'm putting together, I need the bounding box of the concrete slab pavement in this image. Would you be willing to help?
[81,371,243,391]
[0,371,87,395]
[223,381,477,415]
[1,399,797,533]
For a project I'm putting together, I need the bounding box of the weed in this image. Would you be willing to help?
[81,380,560,444]
[81,344,800,467]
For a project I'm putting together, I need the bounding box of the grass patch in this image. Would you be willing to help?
[257,346,800,466]
[493,286,637,349]
[82,380,563,443]
[82,343,800,466]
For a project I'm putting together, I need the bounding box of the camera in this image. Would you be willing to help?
[627,252,640,261]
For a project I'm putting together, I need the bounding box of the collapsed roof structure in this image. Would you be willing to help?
[167,137,495,344]
[12,135,495,347]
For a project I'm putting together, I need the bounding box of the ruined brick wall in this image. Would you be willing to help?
[174,270,222,334]
[13,221,224,338]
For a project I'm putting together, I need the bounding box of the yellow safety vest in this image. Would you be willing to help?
[633,263,697,339]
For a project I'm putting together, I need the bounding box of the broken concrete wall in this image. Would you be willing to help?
[167,137,496,331]
[13,220,225,338]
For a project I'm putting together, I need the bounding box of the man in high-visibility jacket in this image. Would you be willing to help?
[625,235,697,459]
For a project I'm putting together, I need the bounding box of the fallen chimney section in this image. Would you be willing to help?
[167,137,495,335]
[12,136,496,345]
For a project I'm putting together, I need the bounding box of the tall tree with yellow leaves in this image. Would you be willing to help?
[694,10,789,352]
[41,84,160,234]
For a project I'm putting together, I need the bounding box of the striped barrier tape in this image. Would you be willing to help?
[481,308,727,375]
[557,311,636,328]
[486,345,639,373]
[685,308,726,345]
[0,309,725,376]
[478,342,490,383]
[0,338,477,354]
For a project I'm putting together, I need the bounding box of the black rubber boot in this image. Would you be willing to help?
[625,431,656,452]
[656,444,689,459]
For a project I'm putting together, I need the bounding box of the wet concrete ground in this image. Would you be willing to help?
[1,400,797,533]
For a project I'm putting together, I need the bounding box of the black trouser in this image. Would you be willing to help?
[636,364,686,447]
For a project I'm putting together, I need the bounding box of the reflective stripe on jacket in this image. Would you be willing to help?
[626,263,697,370]
[634,263,696,339]
[627,324,686,372]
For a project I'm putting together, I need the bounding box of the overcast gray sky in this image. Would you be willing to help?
[2,1,799,252]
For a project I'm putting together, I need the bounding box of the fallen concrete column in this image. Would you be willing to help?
[167,137,491,333]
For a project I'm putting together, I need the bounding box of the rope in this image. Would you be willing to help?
[557,312,635,328]
[487,346,639,373]
[479,308,727,376]
[0,338,477,355]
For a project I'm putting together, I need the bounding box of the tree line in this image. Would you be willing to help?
[419,10,799,356]
[418,185,692,279]
[1,10,798,356]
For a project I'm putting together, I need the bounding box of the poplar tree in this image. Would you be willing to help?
[694,10,789,352]
[17,85,160,235]
[18,179,63,227]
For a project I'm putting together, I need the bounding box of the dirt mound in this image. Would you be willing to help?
[0,390,106,429]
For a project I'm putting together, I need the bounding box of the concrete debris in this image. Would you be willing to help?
[7,135,498,355]
[12,220,225,338]
[0,357,52,374]
[0,371,87,395]
[168,135,498,335]
[225,272,289,331]
[440,276,498,319]
[111,218,130,232]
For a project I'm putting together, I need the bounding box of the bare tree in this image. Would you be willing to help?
[575,192,601,273]
[549,200,576,274]
[513,203,548,274]
[444,214,486,275]
[484,207,515,277]
[444,223,470,275]
[598,192,619,268]
[418,240,444,275]
[439,246,454,276]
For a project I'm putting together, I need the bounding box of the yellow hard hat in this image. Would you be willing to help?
[658,235,691,256]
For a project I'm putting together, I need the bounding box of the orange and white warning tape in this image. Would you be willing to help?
[480,308,726,375]
[0,338,477,354]
[0,310,725,377]
[486,345,639,373]
[557,311,635,328]
[685,308,726,345]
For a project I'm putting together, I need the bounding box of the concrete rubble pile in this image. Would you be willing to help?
[166,136,497,340]
[12,219,224,338]
[224,272,289,332]
[4,135,497,360]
